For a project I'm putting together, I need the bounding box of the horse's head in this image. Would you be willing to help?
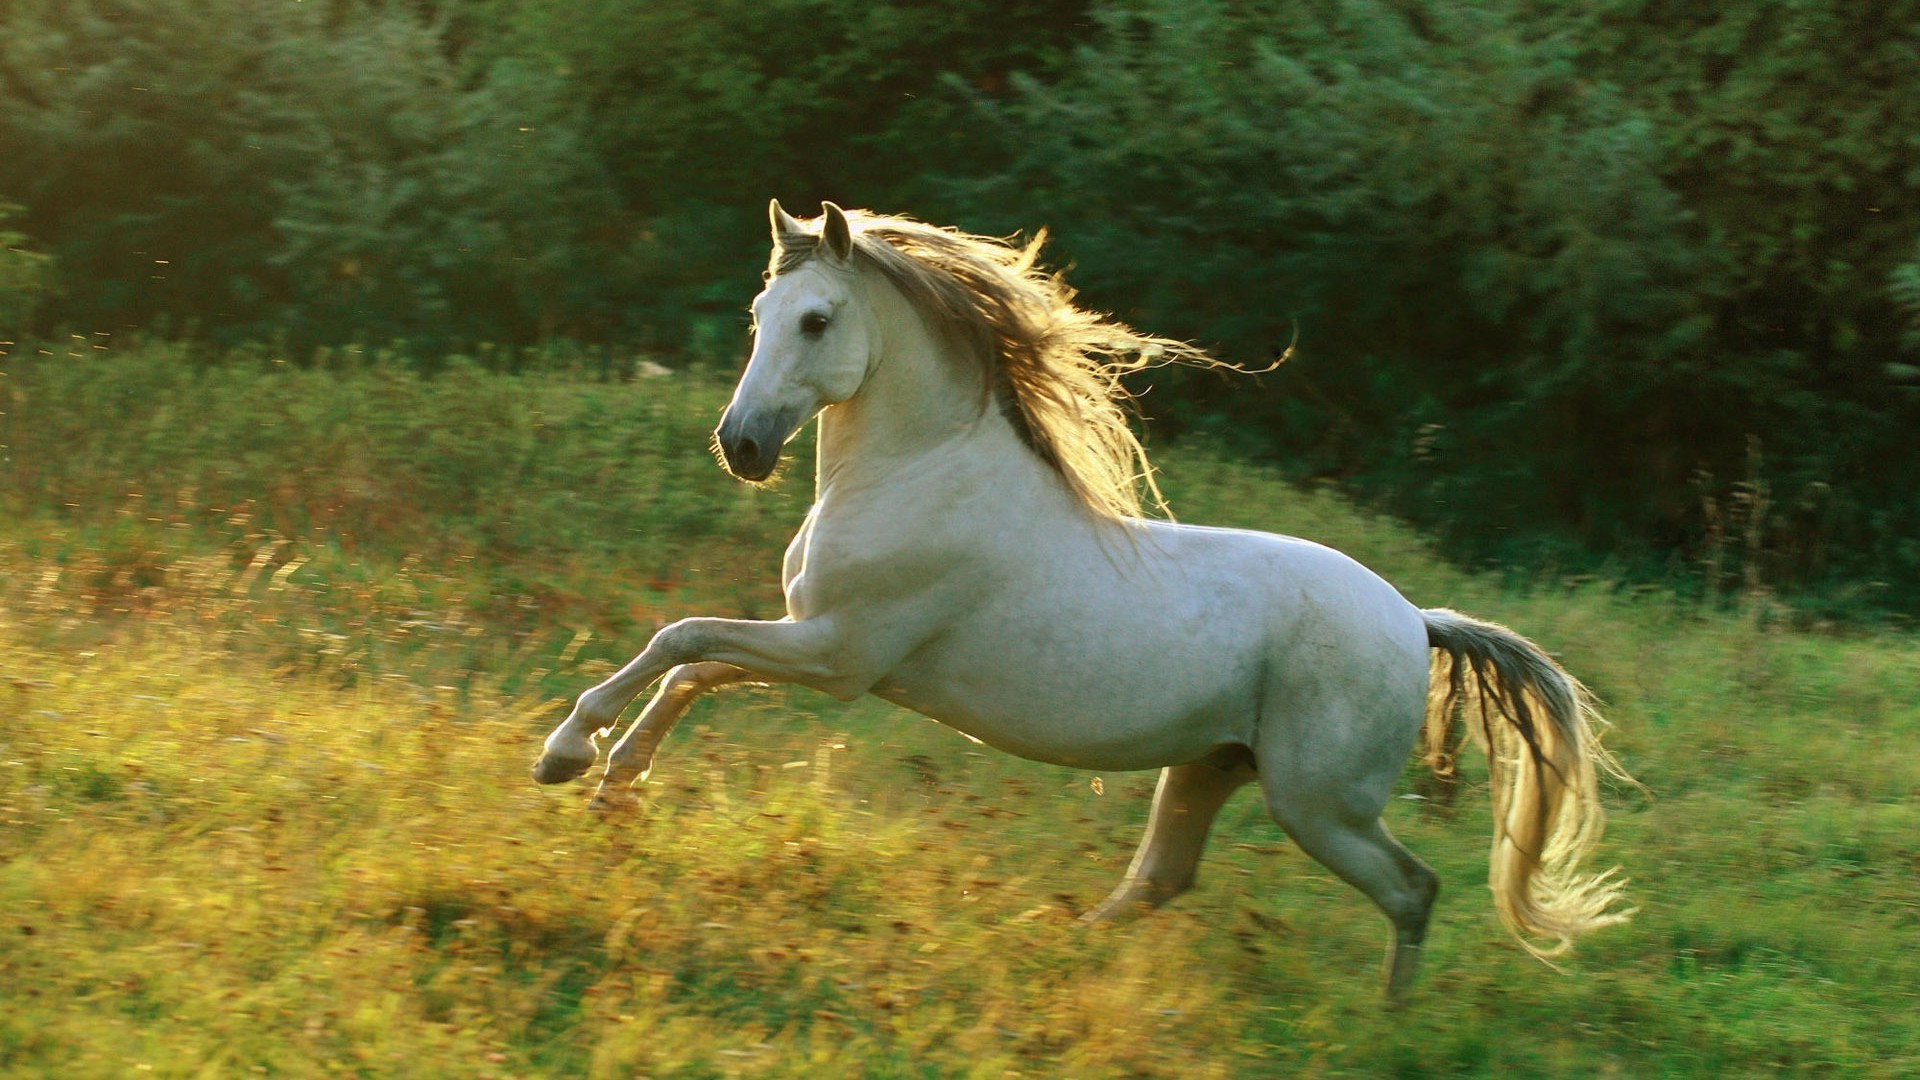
[715,199,873,482]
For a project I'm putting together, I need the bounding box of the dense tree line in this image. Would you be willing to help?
[2,0,1917,611]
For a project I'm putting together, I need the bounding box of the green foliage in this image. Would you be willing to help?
[0,204,55,333]
[0,0,634,347]
[265,34,628,346]
[472,0,1089,345]
[1893,242,1920,355]
[0,0,296,336]
[0,0,1086,349]
[2,348,1917,1075]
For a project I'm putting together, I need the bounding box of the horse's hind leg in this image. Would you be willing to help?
[1282,810,1437,1004]
[1258,750,1439,1004]
[589,662,746,813]
[1084,752,1256,922]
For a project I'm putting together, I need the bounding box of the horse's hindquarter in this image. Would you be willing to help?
[872,518,1431,772]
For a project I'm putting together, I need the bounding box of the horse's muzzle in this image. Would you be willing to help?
[715,407,794,482]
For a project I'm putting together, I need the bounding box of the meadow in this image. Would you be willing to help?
[1,345,1916,1077]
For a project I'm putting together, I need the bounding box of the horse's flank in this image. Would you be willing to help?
[770,210,1230,523]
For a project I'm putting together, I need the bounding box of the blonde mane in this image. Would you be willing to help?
[771,209,1243,521]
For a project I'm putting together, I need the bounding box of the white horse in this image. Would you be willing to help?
[533,201,1632,1000]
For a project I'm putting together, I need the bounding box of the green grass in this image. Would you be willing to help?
[1,346,1917,1076]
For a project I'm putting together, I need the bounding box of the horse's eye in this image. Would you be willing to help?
[800,312,830,336]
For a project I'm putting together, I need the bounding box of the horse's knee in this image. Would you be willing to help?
[646,619,718,670]
[655,663,708,705]
[651,661,743,710]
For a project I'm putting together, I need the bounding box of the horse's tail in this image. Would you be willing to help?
[1421,608,1634,959]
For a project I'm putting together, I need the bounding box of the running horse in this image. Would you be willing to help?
[532,201,1632,1000]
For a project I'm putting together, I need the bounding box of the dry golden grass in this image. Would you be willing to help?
[0,603,1317,1077]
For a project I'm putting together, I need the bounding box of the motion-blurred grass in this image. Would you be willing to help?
[1,346,1916,1076]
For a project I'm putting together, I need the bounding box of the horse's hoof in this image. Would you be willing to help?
[588,786,642,816]
[1384,943,1422,1008]
[1080,901,1136,926]
[530,749,595,785]
[1081,878,1175,925]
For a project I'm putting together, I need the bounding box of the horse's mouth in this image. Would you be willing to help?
[714,405,799,482]
[725,453,780,483]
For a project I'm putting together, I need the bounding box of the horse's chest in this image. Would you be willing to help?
[779,508,956,621]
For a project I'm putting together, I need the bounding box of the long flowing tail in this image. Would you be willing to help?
[1422,608,1634,959]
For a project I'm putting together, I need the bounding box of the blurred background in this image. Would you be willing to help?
[3,0,1917,617]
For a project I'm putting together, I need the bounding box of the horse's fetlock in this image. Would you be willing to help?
[588,786,642,816]
[575,688,613,726]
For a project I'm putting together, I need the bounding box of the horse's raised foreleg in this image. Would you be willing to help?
[586,661,748,813]
[1084,755,1256,922]
[533,616,862,785]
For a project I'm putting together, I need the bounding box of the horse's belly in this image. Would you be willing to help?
[870,597,1266,771]
[871,674,1253,771]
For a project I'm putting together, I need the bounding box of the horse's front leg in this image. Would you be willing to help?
[585,661,748,813]
[531,616,860,785]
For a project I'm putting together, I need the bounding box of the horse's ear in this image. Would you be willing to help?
[820,201,853,261]
[770,198,805,247]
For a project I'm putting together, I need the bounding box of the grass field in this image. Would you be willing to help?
[2,347,1917,1076]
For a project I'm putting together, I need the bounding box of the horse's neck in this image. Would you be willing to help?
[807,291,1129,573]
[814,297,1034,502]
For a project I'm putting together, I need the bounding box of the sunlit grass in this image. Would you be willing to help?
[1,347,1916,1076]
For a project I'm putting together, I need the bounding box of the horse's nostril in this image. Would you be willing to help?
[738,437,761,464]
